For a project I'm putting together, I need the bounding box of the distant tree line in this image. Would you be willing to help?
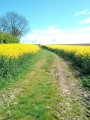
[0,12,29,43]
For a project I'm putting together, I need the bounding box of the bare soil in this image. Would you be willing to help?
[51,53,90,119]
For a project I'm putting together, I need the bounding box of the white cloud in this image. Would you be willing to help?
[21,26,63,44]
[33,26,62,35]
[75,10,90,16]
[21,26,90,44]
[78,26,90,32]
[79,17,90,24]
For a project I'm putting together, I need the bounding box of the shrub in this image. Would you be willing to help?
[0,31,19,43]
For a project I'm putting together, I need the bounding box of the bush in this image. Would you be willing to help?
[0,31,19,43]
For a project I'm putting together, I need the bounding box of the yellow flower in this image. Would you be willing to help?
[46,44,90,57]
[0,44,40,58]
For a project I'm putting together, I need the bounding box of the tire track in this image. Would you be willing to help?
[51,53,89,120]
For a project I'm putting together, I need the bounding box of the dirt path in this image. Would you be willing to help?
[51,53,90,119]
[0,49,89,120]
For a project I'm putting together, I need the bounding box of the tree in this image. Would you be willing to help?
[0,12,29,38]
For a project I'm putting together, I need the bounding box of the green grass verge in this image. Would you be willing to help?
[0,50,62,120]
[0,50,42,89]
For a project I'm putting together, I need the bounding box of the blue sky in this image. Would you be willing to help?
[0,0,90,44]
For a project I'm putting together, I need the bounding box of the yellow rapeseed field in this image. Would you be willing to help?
[0,44,40,58]
[46,45,90,57]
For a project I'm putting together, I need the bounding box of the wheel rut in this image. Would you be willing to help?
[51,53,89,120]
